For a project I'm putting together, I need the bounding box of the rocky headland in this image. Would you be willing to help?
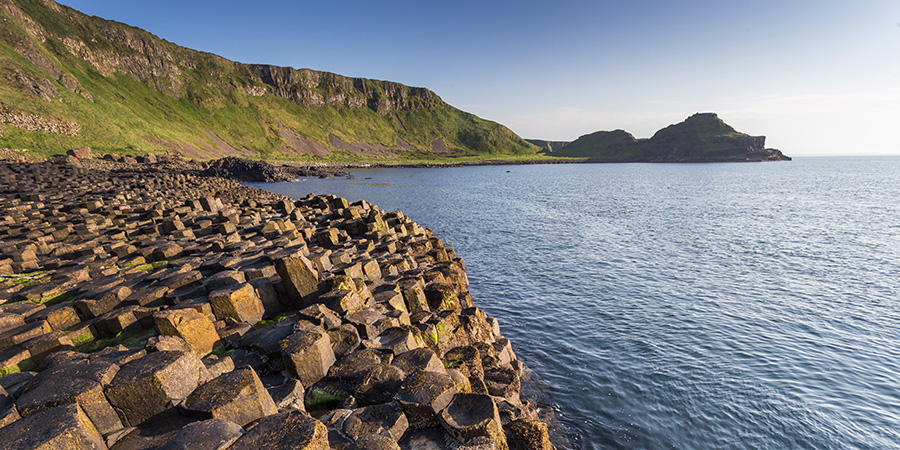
[547,113,791,162]
[0,156,554,449]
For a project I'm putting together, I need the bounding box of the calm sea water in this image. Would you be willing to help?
[248,157,900,450]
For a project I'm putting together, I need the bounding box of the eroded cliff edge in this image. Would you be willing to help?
[0,157,554,449]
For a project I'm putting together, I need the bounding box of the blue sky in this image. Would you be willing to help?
[58,0,900,155]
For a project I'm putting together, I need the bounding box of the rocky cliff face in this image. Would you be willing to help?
[246,65,441,113]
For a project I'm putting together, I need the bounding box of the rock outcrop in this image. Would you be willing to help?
[550,113,791,162]
[0,158,554,449]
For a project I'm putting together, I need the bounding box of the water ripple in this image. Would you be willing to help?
[249,157,900,450]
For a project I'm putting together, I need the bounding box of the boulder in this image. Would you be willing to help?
[392,347,447,376]
[229,410,328,449]
[354,363,405,405]
[268,378,306,412]
[394,370,458,428]
[180,367,278,426]
[328,348,389,382]
[505,419,555,450]
[342,401,409,442]
[67,147,93,159]
[105,351,204,426]
[280,328,335,386]
[16,370,123,434]
[297,303,342,330]
[440,393,507,449]
[363,326,421,355]
[154,308,219,355]
[274,255,322,307]
[327,323,361,358]
[158,418,244,450]
[0,403,105,450]
[208,283,265,324]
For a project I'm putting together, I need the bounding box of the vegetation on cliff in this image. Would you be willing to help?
[0,0,538,159]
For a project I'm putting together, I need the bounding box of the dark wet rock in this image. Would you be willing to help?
[200,157,297,183]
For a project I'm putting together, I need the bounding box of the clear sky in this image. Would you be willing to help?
[58,0,900,156]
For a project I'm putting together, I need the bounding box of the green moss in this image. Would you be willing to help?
[69,330,95,347]
[305,387,348,411]
[133,259,175,272]
[253,313,289,329]
[204,345,234,359]
[2,270,51,287]
[0,358,35,377]
[40,289,76,306]
[76,328,156,353]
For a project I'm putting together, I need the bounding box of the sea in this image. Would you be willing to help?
[247,156,900,450]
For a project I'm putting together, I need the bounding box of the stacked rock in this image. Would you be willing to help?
[0,159,554,449]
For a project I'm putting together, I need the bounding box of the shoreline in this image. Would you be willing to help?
[0,158,556,449]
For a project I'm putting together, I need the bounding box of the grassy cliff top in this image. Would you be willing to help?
[0,0,539,161]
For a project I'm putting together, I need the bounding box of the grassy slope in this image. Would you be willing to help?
[552,129,639,158]
[0,0,538,160]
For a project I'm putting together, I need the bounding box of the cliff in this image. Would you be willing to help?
[0,0,537,158]
[525,139,570,153]
[552,113,791,162]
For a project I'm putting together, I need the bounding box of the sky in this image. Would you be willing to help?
[57,0,900,156]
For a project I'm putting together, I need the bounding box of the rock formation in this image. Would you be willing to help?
[550,113,791,162]
[0,157,555,449]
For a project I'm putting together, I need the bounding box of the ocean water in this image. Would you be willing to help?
[248,156,900,449]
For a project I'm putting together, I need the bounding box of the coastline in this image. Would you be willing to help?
[0,157,555,449]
